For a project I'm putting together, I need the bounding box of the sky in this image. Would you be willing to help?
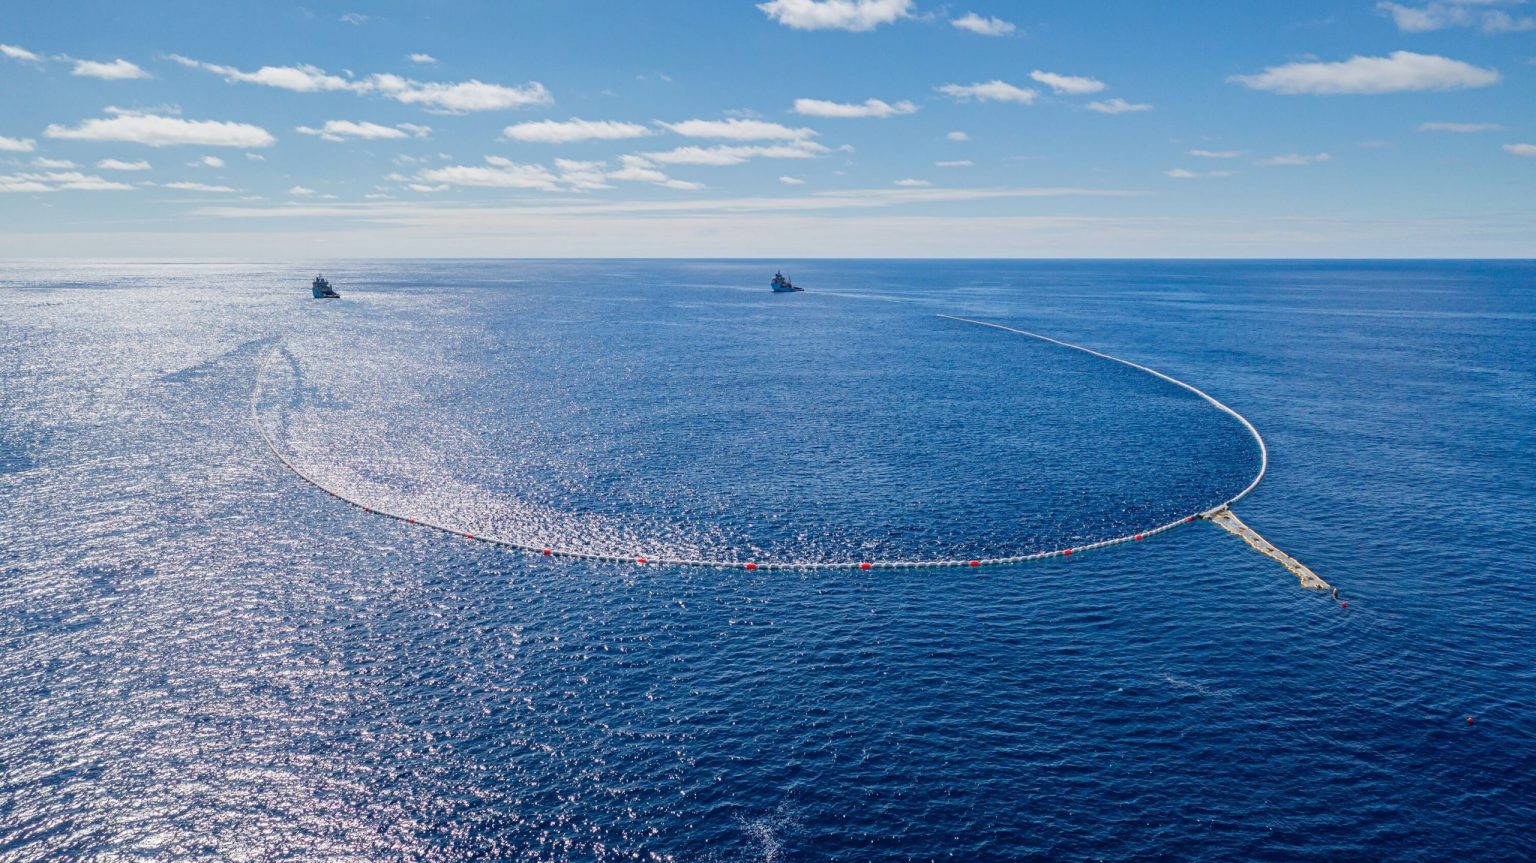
[1,0,1533,257]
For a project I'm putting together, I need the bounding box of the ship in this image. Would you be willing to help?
[311,274,340,299]
[770,271,803,293]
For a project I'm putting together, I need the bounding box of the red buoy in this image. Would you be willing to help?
[745,562,757,570]
[1186,516,1195,523]
[1135,534,1143,541]
[969,560,980,567]
[860,562,872,570]
[407,518,415,524]
[636,557,647,565]
[466,533,475,540]
[1063,549,1073,556]
[542,548,552,555]
[1467,716,1475,725]
[1341,601,1348,609]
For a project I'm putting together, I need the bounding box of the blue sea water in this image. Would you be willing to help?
[0,259,1532,861]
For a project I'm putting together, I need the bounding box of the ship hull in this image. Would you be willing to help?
[770,271,802,292]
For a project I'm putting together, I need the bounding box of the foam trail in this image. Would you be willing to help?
[251,317,1318,583]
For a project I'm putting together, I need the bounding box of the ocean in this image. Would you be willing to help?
[1,260,1532,860]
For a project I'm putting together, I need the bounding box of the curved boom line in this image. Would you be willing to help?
[251,316,1267,570]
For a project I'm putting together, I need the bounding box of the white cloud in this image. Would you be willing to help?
[0,170,134,192]
[0,178,52,193]
[245,153,265,160]
[417,154,700,192]
[1486,8,1536,30]
[658,118,818,140]
[1257,152,1332,166]
[1418,121,1503,132]
[1230,51,1499,94]
[0,136,37,152]
[951,13,1016,36]
[935,159,973,167]
[71,58,150,80]
[50,173,137,191]
[198,155,226,168]
[1189,149,1241,158]
[171,55,552,113]
[606,155,670,184]
[793,97,917,118]
[618,157,692,188]
[1030,70,1105,95]
[297,120,430,141]
[32,158,76,169]
[1377,1,1535,33]
[937,80,1037,104]
[641,141,828,166]
[340,12,370,25]
[169,55,358,92]
[501,118,653,143]
[1378,1,1447,30]
[289,185,318,195]
[97,158,152,170]
[369,74,552,113]
[417,157,562,190]
[633,147,733,166]
[1085,97,1152,114]
[196,187,1143,228]
[408,53,438,64]
[946,131,969,142]
[779,175,806,184]
[602,162,663,185]
[554,158,613,190]
[164,181,237,192]
[757,0,912,31]
[1504,143,1536,156]
[894,178,930,186]
[1,44,42,62]
[45,109,277,148]
[1165,168,1234,179]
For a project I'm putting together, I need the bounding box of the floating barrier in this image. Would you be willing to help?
[1205,506,1331,591]
[249,317,1326,587]
[937,317,1331,593]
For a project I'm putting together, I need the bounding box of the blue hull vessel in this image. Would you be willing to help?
[770,271,803,293]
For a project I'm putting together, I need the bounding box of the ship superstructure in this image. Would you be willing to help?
[770,271,803,293]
